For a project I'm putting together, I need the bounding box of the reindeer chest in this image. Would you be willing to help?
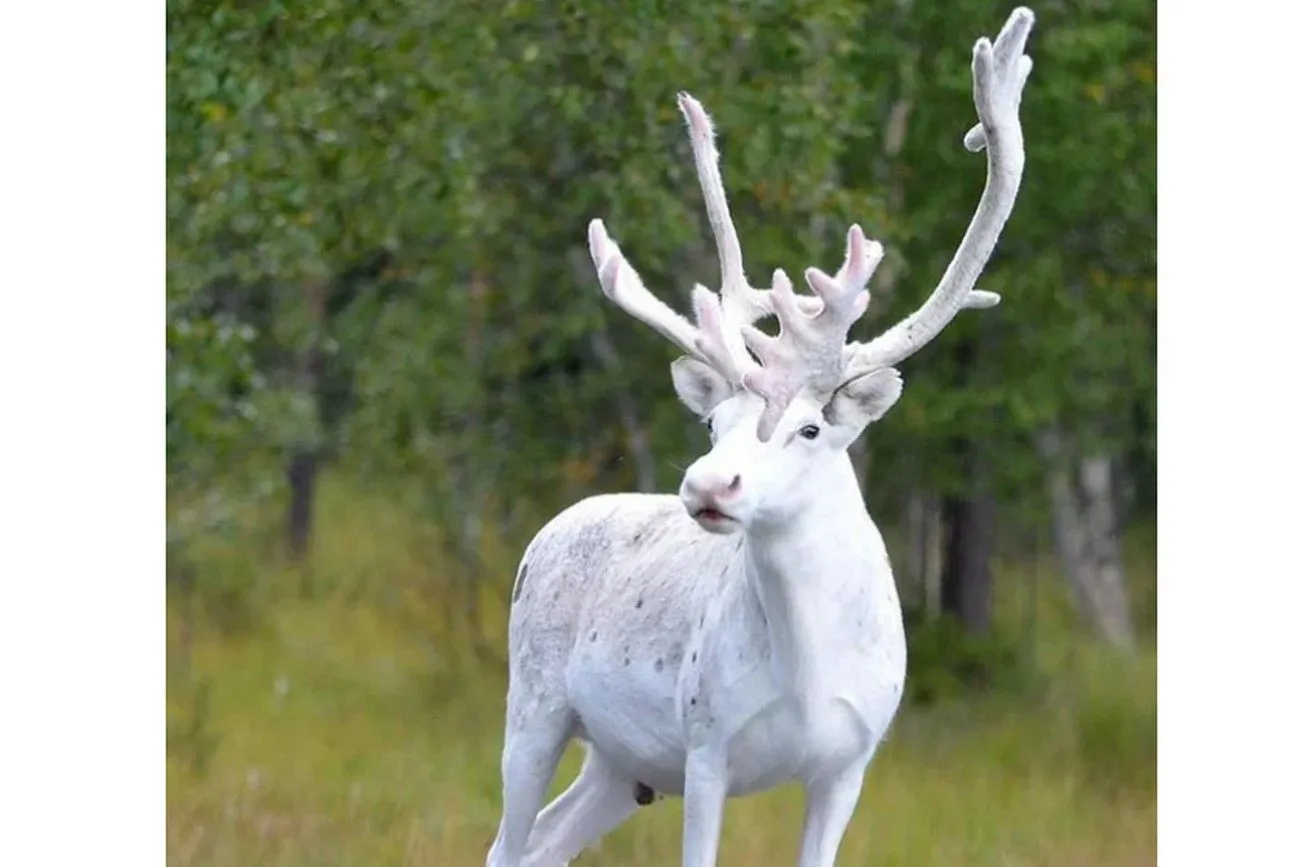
[675,582,907,792]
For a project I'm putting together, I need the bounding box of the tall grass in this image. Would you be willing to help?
[167,473,1156,866]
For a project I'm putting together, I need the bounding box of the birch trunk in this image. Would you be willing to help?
[1039,426,1135,648]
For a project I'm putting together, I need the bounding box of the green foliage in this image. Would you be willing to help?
[167,0,1155,537]
[165,309,262,475]
[901,609,1040,706]
[865,0,1156,503]
[1071,647,1157,794]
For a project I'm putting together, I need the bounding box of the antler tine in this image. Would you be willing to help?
[691,285,760,386]
[740,226,884,441]
[588,94,793,386]
[677,94,827,325]
[677,93,762,320]
[845,7,1034,377]
[588,218,711,364]
[589,217,760,386]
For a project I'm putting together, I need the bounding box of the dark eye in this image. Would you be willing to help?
[798,424,821,440]
[705,418,715,436]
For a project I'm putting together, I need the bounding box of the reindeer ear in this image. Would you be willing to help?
[671,357,733,417]
[825,367,903,429]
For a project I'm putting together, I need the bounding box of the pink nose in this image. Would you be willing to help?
[682,472,742,506]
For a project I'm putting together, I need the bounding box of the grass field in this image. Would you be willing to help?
[166,477,1156,866]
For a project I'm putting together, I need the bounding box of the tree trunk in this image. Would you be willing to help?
[1039,427,1135,648]
[285,279,328,563]
[450,269,494,661]
[904,488,944,616]
[938,333,997,633]
[940,484,996,634]
[453,493,492,660]
[285,450,320,561]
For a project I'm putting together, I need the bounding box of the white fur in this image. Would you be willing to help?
[489,396,905,867]
[486,10,1036,866]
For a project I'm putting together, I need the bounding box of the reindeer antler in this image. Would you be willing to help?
[591,7,1034,441]
[843,7,1034,378]
[739,227,885,440]
[588,92,820,404]
[591,94,890,441]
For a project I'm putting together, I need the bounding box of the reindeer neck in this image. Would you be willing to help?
[740,452,890,709]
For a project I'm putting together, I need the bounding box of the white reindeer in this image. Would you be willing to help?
[486,9,1035,866]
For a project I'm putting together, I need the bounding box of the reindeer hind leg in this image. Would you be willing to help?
[485,703,575,867]
[521,746,642,867]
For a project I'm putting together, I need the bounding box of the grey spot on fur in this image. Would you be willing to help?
[635,598,644,609]
[632,512,668,548]
[623,657,630,666]
[691,651,697,663]
[590,631,598,642]
[655,658,664,672]
[511,562,529,603]
[571,520,616,567]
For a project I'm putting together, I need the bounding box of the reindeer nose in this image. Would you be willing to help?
[683,472,742,506]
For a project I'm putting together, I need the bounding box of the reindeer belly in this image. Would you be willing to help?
[565,646,691,795]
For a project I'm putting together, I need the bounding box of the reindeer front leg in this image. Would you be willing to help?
[795,759,869,867]
[681,747,729,867]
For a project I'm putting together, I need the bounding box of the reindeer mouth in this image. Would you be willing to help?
[691,506,736,526]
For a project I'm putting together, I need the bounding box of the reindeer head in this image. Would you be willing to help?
[588,9,1035,534]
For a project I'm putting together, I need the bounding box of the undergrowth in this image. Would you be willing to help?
[166,472,1156,866]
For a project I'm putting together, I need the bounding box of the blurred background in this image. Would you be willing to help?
[166,0,1156,864]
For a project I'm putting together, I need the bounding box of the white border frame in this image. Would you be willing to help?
[0,2,164,864]
[2,1,1298,863]
[1156,0,1300,863]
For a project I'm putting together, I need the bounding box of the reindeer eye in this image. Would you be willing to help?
[798,424,821,440]
[705,418,715,436]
